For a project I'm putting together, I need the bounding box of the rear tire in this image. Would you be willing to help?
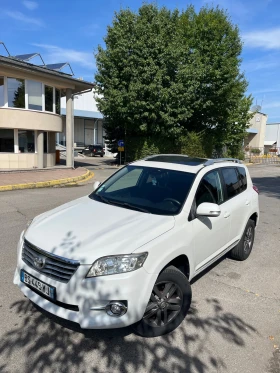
[132,266,192,337]
[230,219,255,261]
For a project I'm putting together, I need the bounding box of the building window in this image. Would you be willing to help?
[55,89,60,114]
[28,80,42,111]
[18,130,35,153]
[45,85,53,112]
[0,76,4,107]
[8,78,25,108]
[0,129,14,152]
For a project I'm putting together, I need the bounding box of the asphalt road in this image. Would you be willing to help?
[0,162,279,373]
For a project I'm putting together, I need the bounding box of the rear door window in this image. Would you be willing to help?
[221,168,242,200]
[237,167,247,191]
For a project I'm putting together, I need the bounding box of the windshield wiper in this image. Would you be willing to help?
[97,195,112,205]
[109,200,150,214]
[96,195,150,213]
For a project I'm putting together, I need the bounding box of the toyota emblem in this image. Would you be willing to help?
[33,256,45,269]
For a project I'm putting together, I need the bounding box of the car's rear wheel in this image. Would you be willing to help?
[132,266,191,337]
[229,219,255,261]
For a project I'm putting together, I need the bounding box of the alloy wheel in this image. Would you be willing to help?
[143,281,183,327]
[244,226,253,253]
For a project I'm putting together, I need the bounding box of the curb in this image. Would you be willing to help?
[0,169,93,192]
[59,171,95,187]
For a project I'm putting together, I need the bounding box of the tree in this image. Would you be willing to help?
[95,4,252,158]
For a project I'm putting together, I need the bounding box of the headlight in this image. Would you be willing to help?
[23,219,33,238]
[86,252,148,278]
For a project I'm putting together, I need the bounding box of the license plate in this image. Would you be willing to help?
[20,270,56,300]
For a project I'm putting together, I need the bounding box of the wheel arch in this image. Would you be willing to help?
[249,212,258,227]
[162,254,190,279]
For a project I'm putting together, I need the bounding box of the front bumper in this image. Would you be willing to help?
[14,243,157,329]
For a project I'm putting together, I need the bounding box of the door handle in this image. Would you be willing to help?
[224,212,231,218]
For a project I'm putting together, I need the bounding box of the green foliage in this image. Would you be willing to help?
[12,80,25,109]
[126,136,180,160]
[250,148,261,154]
[95,4,253,157]
[180,131,207,158]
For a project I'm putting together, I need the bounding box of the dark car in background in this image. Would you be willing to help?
[82,145,105,157]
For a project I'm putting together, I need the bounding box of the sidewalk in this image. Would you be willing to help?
[0,167,93,191]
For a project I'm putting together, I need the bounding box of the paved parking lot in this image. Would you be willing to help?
[0,163,279,373]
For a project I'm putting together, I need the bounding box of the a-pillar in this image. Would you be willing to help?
[37,130,44,168]
[66,88,73,167]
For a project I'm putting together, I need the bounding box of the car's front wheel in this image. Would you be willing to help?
[132,266,191,337]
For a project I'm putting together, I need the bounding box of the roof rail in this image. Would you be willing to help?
[204,158,242,166]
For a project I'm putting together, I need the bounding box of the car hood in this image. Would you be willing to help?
[25,196,175,264]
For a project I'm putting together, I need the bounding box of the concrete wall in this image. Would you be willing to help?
[246,112,268,148]
[0,108,62,132]
[0,152,55,169]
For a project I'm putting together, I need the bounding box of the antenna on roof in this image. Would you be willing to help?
[0,41,10,56]
[251,105,261,112]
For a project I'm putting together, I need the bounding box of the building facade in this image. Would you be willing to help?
[59,90,104,147]
[0,54,94,169]
[244,111,268,149]
[265,123,280,149]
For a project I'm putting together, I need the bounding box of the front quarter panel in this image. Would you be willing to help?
[134,212,195,280]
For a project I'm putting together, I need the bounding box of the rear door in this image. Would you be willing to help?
[220,167,250,242]
[191,169,232,271]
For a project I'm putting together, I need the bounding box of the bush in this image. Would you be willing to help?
[250,148,261,154]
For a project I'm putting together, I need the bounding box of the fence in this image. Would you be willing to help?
[244,147,280,164]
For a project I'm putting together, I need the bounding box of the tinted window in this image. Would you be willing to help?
[90,165,195,215]
[18,130,35,153]
[0,129,14,152]
[221,168,242,199]
[28,80,42,111]
[0,76,4,107]
[8,78,25,108]
[196,170,224,207]
[237,167,247,191]
[45,85,53,112]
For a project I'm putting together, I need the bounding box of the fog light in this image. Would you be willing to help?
[105,301,127,317]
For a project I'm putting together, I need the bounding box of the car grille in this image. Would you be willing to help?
[22,239,80,283]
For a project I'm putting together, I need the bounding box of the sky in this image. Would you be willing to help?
[0,0,280,122]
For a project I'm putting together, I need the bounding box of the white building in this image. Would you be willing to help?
[59,90,104,147]
[265,123,280,149]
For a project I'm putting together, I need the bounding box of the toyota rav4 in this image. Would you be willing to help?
[14,155,259,337]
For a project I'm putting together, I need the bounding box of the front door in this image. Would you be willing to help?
[191,169,231,272]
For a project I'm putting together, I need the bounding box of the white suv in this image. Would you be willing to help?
[14,155,259,337]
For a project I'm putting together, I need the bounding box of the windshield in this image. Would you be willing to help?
[89,165,195,215]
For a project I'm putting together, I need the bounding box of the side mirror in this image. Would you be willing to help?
[196,202,221,217]
[93,181,101,192]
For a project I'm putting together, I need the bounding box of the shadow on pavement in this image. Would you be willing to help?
[0,297,257,373]
[251,176,280,199]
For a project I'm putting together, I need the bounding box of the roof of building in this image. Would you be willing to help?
[0,55,94,93]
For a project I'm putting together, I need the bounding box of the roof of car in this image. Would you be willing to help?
[132,154,244,174]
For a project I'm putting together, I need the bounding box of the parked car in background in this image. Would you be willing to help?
[14,155,259,337]
[82,145,104,157]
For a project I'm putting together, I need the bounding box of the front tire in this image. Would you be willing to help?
[132,266,192,337]
[230,219,255,261]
